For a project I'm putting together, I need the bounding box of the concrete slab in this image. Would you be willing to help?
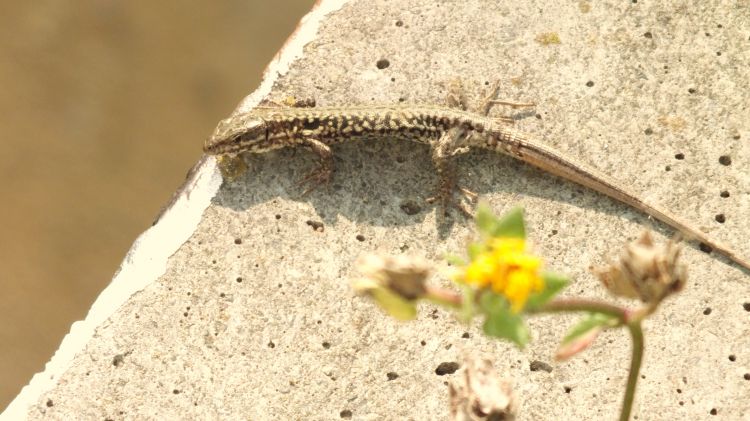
[5,0,749,419]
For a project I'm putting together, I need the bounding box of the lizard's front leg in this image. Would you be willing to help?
[297,138,333,195]
[426,128,476,217]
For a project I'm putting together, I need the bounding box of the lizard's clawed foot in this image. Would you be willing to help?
[297,164,333,196]
[480,80,536,117]
[426,185,478,218]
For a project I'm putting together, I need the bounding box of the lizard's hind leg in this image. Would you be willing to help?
[426,128,476,217]
[297,138,334,196]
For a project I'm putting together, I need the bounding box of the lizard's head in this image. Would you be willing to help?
[204,114,269,155]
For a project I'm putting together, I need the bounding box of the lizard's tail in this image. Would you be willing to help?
[487,125,750,273]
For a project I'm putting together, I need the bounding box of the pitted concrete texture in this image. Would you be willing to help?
[7,0,750,420]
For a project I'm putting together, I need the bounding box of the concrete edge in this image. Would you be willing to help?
[1,1,349,418]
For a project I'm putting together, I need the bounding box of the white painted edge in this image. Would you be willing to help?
[235,0,349,115]
[1,0,348,418]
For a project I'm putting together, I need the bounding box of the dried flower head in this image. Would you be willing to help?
[354,254,430,300]
[592,232,686,304]
[448,356,517,421]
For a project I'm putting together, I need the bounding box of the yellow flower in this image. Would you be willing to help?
[490,237,526,256]
[504,267,544,312]
[464,254,496,288]
[462,238,544,312]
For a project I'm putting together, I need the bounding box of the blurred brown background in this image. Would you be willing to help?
[0,1,314,410]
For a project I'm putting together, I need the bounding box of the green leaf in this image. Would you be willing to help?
[525,272,569,310]
[370,286,418,321]
[444,253,467,267]
[561,312,617,345]
[556,312,618,361]
[466,241,485,261]
[475,202,501,237]
[479,292,529,348]
[456,283,476,323]
[556,324,602,361]
[493,206,526,238]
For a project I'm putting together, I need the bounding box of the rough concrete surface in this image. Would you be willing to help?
[5,0,750,420]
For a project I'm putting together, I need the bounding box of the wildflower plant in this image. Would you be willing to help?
[353,204,687,421]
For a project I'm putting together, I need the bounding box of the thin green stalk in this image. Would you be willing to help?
[424,285,462,308]
[620,322,644,421]
[535,298,644,421]
[534,298,627,320]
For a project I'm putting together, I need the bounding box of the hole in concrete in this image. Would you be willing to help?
[564,386,572,393]
[356,234,365,242]
[435,362,460,375]
[400,200,421,215]
[530,360,553,373]
[322,341,331,349]
[340,409,353,419]
[703,307,711,315]
[719,155,732,166]
[387,372,399,380]
[674,153,684,160]
[376,59,390,69]
[715,214,726,223]
[720,190,730,198]
[234,238,242,245]
[306,220,324,231]
[113,354,126,367]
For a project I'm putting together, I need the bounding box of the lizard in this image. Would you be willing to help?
[203,81,750,272]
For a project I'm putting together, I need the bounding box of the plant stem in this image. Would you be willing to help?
[534,298,627,319]
[534,298,643,421]
[620,322,644,421]
[424,285,462,308]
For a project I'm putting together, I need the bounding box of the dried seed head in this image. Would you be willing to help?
[354,254,430,300]
[592,232,687,304]
[448,356,517,421]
